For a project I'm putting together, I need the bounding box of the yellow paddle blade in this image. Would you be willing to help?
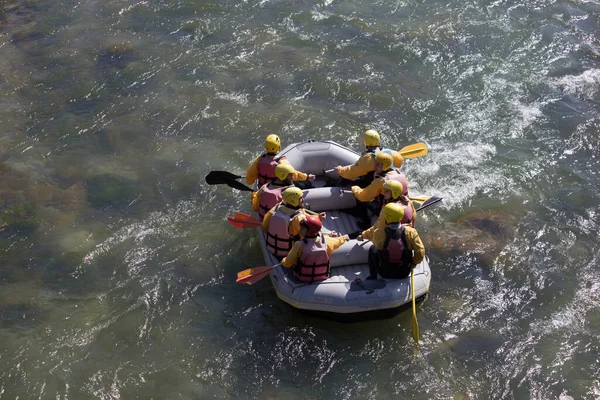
[237,268,253,279]
[411,268,420,347]
[409,195,430,203]
[399,142,428,159]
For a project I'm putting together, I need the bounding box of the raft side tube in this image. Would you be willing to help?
[280,141,360,176]
[303,187,357,212]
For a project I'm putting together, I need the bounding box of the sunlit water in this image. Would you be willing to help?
[1,0,599,398]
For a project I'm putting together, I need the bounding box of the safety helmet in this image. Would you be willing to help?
[383,180,404,199]
[282,187,303,207]
[381,148,404,168]
[300,215,322,237]
[264,134,281,153]
[363,130,380,147]
[383,202,405,224]
[375,151,393,171]
[275,163,294,181]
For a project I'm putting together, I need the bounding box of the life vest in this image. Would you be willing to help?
[258,154,286,186]
[382,199,414,227]
[265,205,301,257]
[380,224,413,266]
[294,233,330,282]
[258,182,292,220]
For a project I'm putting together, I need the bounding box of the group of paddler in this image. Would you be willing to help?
[206,131,437,344]
[224,131,433,284]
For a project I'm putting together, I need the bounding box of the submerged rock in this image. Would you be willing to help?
[424,209,518,263]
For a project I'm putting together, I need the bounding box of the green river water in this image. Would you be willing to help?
[1,0,599,398]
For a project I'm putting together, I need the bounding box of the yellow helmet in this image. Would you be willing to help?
[375,151,393,170]
[383,180,404,199]
[275,162,294,181]
[282,187,303,207]
[264,134,281,153]
[363,130,380,147]
[383,202,405,224]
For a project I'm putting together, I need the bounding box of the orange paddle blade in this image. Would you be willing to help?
[227,215,262,228]
[236,266,274,285]
[235,212,262,225]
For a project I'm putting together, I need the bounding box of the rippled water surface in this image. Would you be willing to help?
[1,0,599,398]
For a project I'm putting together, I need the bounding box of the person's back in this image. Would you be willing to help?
[378,225,413,279]
[264,204,302,258]
[262,187,305,258]
[253,163,295,220]
[281,215,349,282]
[246,134,285,186]
[366,203,425,280]
[295,232,330,282]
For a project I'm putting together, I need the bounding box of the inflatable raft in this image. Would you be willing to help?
[256,140,431,319]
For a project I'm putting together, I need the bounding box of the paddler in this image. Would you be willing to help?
[334,130,404,188]
[281,215,349,282]
[360,203,425,280]
[262,187,326,259]
[357,180,416,241]
[350,151,409,206]
[252,163,295,221]
[246,134,315,187]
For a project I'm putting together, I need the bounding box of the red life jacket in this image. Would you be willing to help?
[294,233,330,282]
[265,205,301,257]
[258,182,292,220]
[380,224,413,266]
[258,154,287,186]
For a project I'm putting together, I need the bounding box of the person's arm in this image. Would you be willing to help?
[391,150,404,169]
[405,227,425,265]
[293,171,307,181]
[410,201,417,227]
[371,228,387,250]
[361,213,386,239]
[251,186,264,212]
[288,212,306,237]
[325,235,349,255]
[246,156,261,185]
[336,154,374,180]
[351,178,384,202]
[281,242,302,268]
[261,206,275,232]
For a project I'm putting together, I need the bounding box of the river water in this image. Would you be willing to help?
[1,0,599,398]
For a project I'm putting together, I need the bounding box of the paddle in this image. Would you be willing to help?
[205,171,254,192]
[408,195,430,203]
[324,142,430,175]
[411,266,419,347]
[398,142,428,159]
[205,170,244,184]
[227,211,326,229]
[416,196,443,212]
[236,266,275,285]
[227,212,262,229]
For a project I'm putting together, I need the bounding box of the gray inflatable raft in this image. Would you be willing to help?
[257,140,431,317]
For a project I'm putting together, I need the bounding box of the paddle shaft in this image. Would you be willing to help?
[411,266,420,346]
